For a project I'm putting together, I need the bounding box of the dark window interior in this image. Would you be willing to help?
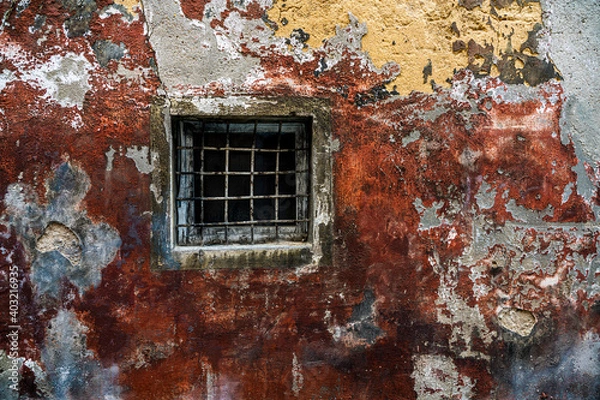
[173,118,311,246]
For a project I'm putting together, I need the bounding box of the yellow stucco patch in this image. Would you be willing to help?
[115,0,141,14]
[268,0,543,95]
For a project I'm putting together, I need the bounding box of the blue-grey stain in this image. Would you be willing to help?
[422,59,432,84]
[62,0,97,38]
[92,40,127,68]
[3,162,121,300]
[507,335,600,399]
[348,289,384,346]
[314,58,327,77]
[16,0,30,17]
[32,14,46,31]
[42,310,120,399]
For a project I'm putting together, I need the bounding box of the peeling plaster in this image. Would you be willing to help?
[0,47,93,109]
[142,0,262,93]
[105,145,116,172]
[2,0,600,398]
[413,198,445,231]
[475,179,496,210]
[430,251,496,359]
[100,2,139,22]
[461,216,600,308]
[542,1,600,218]
[291,353,304,396]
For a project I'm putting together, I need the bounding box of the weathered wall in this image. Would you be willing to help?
[0,0,599,399]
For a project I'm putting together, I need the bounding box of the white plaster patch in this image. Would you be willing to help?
[150,183,163,204]
[188,96,259,113]
[125,146,155,174]
[292,353,304,396]
[402,130,421,147]
[561,182,573,204]
[413,198,444,230]
[0,69,16,92]
[105,145,116,172]
[412,354,475,400]
[203,361,217,400]
[430,252,495,359]
[99,3,139,22]
[21,52,93,109]
[214,27,242,60]
[474,179,496,210]
[539,274,560,288]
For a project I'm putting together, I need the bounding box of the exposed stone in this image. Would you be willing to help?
[36,222,82,266]
[497,308,537,337]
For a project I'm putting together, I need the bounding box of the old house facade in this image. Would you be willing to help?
[1,0,599,398]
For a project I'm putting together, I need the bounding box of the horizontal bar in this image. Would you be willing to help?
[176,146,308,152]
[176,170,308,176]
[176,194,308,201]
[176,220,310,227]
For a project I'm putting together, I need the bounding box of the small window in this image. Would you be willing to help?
[173,118,311,246]
[151,97,333,270]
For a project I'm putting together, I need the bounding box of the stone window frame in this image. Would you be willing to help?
[151,96,333,270]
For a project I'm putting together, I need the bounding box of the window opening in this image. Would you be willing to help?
[173,118,311,246]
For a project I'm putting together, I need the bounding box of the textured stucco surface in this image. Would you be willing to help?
[268,0,550,95]
[0,0,599,399]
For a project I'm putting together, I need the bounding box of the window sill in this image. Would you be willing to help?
[170,243,313,270]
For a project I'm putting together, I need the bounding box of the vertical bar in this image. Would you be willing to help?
[250,120,257,244]
[178,120,195,245]
[274,121,281,240]
[199,120,205,244]
[224,122,230,244]
[296,122,309,238]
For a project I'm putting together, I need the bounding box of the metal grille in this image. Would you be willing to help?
[174,118,311,246]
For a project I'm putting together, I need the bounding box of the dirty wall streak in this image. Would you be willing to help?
[0,0,599,399]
